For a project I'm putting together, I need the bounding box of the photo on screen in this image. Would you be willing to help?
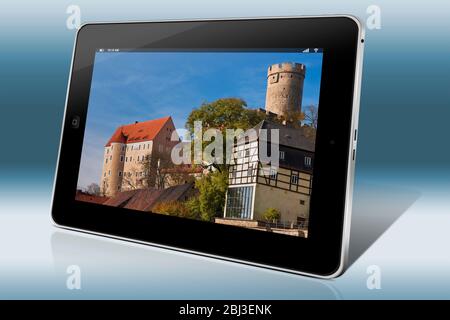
[76,50,323,238]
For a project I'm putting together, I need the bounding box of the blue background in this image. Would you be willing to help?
[0,0,449,299]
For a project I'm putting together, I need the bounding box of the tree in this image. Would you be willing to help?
[140,150,192,190]
[121,167,141,190]
[152,200,200,219]
[140,151,170,189]
[186,98,265,172]
[262,207,281,222]
[303,105,318,129]
[86,183,100,195]
[194,170,228,222]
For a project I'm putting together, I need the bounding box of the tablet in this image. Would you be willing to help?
[52,16,364,278]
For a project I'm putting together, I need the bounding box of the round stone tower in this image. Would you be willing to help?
[264,62,306,118]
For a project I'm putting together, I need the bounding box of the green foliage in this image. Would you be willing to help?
[195,170,228,222]
[152,201,188,216]
[185,196,201,218]
[152,200,200,220]
[262,207,281,222]
[186,98,265,133]
[185,98,265,172]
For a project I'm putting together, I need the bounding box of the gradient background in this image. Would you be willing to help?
[0,0,449,299]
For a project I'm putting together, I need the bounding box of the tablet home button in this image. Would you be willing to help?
[71,116,80,129]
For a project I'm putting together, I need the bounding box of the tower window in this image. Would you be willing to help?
[108,170,111,176]
[120,155,124,162]
[118,171,122,177]
[305,156,312,167]
[279,151,285,160]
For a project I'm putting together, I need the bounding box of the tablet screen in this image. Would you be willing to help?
[76,49,323,238]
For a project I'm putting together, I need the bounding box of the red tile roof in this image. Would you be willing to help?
[105,116,172,147]
[75,191,109,204]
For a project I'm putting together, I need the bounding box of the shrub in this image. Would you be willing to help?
[262,208,280,222]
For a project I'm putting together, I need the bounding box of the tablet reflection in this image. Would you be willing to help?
[348,181,421,267]
[51,231,340,299]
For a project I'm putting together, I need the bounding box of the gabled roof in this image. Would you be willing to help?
[105,116,172,147]
[242,120,315,152]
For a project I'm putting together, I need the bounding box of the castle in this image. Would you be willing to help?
[217,62,314,237]
[100,116,178,196]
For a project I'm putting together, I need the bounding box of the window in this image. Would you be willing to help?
[109,155,112,160]
[269,168,277,180]
[138,144,141,150]
[106,149,109,154]
[225,186,254,219]
[105,158,108,164]
[120,155,124,162]
[117,185,121,190]
[103,172,106,177]
[305,156,312,167]
[245,149,250,157]
[125,157,128,162]
[300,200,305,205]
[247,164,253,177]
[279,151,285,160]
[118,171,122,177]
[232,168,237,178]
[137,156,140,161]
[108,170,111,176]
[291,173,299,185]
[130,156,133,162]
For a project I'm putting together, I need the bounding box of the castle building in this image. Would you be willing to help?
[100,116,178,196]
[218,62,314,237]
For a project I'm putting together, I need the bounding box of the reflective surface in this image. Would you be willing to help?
[1,168,449,299]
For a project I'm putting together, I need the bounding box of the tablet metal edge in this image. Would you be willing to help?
[51,15,365,279]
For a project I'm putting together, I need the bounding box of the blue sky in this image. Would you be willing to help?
[77,51,323,189]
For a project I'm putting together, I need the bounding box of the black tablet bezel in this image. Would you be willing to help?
[52,16,362,277]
